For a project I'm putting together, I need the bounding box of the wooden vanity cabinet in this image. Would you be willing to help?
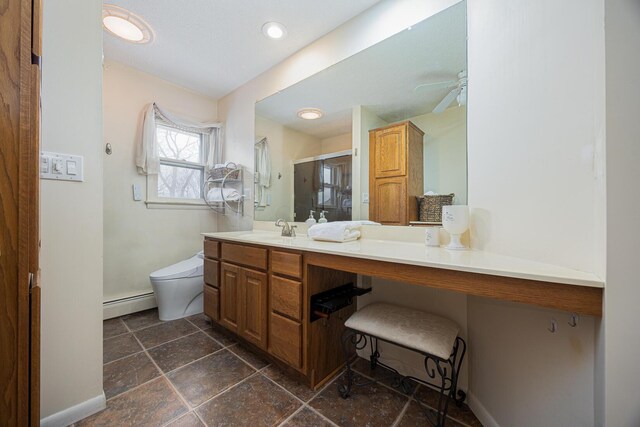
[203,238,355,388]
[369,121,424,225]
[203,241,220,321]
[217,244,269,349]
[238,267,268,349]
[219,262,241,332]
[204,240,268,349]
[269,251,304,371]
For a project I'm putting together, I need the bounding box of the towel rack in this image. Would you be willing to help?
[203,164,245,216]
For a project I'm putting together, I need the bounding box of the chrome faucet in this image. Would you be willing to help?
[275,218,297,237]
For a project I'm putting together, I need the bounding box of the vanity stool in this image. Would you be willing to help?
[339,302,466,427]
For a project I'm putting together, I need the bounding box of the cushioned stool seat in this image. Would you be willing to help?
[344,302,459,359]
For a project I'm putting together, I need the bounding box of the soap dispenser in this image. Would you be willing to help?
[318,210,328,223]
[305,210,317,227]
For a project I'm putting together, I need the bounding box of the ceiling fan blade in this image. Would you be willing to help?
[432,87,460,114]
[413,80,456,92]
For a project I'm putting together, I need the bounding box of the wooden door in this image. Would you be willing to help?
[239,268,268,349]
[219,263,240,332]
[0,0,41,424]
[372,125,406,178]
[371,177,407,225]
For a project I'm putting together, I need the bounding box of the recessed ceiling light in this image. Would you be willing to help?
[103,4,154,44]
[297,108,323,120]
[262,22,287,40]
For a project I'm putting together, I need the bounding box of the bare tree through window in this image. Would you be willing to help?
[156,124,204,199]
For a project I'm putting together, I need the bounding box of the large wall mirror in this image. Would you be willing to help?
[254,2,467,226]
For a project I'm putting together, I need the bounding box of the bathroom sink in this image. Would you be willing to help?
[236,233,303,245]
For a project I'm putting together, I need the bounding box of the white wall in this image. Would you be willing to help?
[254,115,322,221]
[467,0,605,273]
[102,61,218,304]
[467,299,596,427]
[410,106,467,204]
[465,0,605,425]
[40,0,105,421]
[320,133,352,154]
[603,0,640,425]
[217,0,460,232]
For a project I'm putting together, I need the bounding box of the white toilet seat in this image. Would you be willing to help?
[150,252,204,281]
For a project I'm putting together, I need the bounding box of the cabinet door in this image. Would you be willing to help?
[373,126,406,178]
[204,285,220,321]
[219,262,240,332]
[269,312,302,369]
[239,268,268,349]
[372,177,407,225]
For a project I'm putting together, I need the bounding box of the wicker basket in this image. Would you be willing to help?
[209,163,240,181]
[416,193,455,223]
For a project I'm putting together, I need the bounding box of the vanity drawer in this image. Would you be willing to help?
[204,239,220,259]
[203,285,219,321]
[271,251,302,279]
[222,243,268,270]
[269,312,302,369]
[270,276,302,321]
[204,259,219,288]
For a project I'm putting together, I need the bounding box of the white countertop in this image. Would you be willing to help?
[202,230,604,289]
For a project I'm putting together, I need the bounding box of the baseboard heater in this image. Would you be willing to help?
[103,292,155,306]
[103,292,157,319]
[310,283,371,322]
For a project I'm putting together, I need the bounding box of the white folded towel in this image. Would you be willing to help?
[307,221,380,242]
[207,188,240,202]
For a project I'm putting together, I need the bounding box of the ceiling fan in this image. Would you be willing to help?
[414,70,467,113]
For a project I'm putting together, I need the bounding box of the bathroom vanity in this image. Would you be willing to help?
[203,234,357,388]
[203,230,603,388]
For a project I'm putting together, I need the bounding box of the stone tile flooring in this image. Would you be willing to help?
[75,309,481,426]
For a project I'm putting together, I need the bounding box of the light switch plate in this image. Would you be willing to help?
[40,151,84,182]
[132,184,142,201]
[362,193,370,203]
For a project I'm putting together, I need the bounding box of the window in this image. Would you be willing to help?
[317,164,339,208]
[156,122,207,200]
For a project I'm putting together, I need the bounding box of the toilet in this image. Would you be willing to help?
[150,251,205,321]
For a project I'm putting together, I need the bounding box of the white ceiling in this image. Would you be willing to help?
[103,0,381,99]
[255,2,467,139]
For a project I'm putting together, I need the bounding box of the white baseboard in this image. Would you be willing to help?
[468,391,500,427]
[103,292,157,320]
[40,392,106,427]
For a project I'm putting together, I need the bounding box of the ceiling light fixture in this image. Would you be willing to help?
[262,22,287,40]
[297,108,323,120]
[102,4,154,44]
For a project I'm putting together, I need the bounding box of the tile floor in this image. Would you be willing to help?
[75,309,481,427]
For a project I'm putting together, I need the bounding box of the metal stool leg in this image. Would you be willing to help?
[369,336,380,370]
[418,336,467,427]
[338,329,357,398]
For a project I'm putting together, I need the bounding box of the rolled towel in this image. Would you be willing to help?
[207,188,240,202]
[307,220,379,242]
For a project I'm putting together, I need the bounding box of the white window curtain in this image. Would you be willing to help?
[136,103,223,175]
[254,137,271,207]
